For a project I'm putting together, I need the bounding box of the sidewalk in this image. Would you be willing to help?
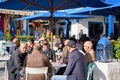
[0,54,10,80]
[0,61,5,80]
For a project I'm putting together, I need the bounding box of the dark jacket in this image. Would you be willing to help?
[9,45,20,54]
[41,49,56,62]
[7,49,27,80]
[64,49,87,80]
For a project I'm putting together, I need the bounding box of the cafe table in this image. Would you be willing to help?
[51,62,66,75]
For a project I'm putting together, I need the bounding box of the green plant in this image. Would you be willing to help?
[16,35,34,42]
[4,34,12,41]
[111,37,120,59]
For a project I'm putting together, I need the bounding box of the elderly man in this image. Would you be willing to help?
[83,41,96,65]
[61,39,70,63]
[23,43,52,80]
[41,40,56,62]
[9,38,20,54]
[52,40,87,80]
[7,43,28,80]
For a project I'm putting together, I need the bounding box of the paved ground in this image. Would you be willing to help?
[0,61,5,80]
[0,67,4,80]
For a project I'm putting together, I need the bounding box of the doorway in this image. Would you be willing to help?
[88,22,103,38]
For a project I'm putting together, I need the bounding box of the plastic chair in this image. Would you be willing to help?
[87,63,94,80]
[25,67,48,80]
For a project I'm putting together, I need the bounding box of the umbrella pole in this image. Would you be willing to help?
[50,12,54,49]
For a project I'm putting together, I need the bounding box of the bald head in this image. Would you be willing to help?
[34,43,41,51]
[13,38,20,47]
[20,43,27,54]
[64,39,70,46]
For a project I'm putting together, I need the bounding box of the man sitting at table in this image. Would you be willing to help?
[41,40,56,62]
[27,38,34,54]
[56,39,70,75]
[52,40,87,80]
[22,44,52,80]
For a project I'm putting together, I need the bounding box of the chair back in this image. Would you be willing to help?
[87,63,94,80]
[25,67,48,80]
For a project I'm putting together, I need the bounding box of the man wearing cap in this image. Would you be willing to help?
[41,40,56,62]
[52,40,87,80]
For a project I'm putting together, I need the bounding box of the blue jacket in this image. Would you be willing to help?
[64,49,87,80]
[9,45,20,54]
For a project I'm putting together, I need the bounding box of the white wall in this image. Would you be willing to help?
[56,15,117,39]
[70,15,104,38]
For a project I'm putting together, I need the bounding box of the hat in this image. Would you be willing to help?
[43,40,49,45]
[66,40,76,48]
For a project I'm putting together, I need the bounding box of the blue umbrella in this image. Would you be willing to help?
[16,11,91,20]
[67,2,120,16]
[0,0,7,3]
[0,0,109,11]
[0,0,110,48]
[101,0,120,5]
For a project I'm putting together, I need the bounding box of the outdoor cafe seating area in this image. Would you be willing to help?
[1,0,120,80]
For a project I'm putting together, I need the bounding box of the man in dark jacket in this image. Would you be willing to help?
[41,40,56,62]
[27,38,34,54]
[52,40,87,80]
[7,43,27,80]
[9,38,20,54]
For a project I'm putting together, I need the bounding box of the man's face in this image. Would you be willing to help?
[28,42,34,48]
[43,43,49,50]
[13,40,19,47]
[83,45,89,52]
[21,44,27,53]
[66,46,71,53]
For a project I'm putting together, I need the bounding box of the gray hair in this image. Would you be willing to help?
[84,41,93,49]
[33,44,41,50]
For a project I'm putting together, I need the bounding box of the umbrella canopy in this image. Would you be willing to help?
[0,0,7,3]
[101,0,120,5]
[0,0,110,11]
[68,2,120,16]
[16,11,91,20]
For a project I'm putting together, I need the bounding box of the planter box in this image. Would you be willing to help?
[93,61,120,80]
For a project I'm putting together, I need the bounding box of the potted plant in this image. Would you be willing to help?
[111,37,120,62]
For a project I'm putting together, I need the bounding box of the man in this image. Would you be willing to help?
[83,41,96,64]
[7,43,28,80]
[27,38,34,54]
[61,39,70,63]
[52,40,87,80]
[79,29,83,39]
[41,40,56,62]
[23,44,52,80]
[34,27,40,39]
[55,39,70,75]
[9,38,20,54]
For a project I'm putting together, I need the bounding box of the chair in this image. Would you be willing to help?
[87,63,94,80]
[25,67,48,80]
